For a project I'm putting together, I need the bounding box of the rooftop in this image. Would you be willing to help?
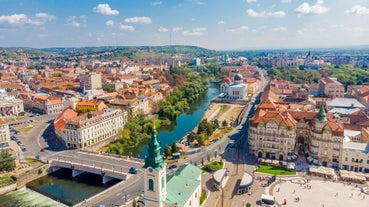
[343,142,369,153]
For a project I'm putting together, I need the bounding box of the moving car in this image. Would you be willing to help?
[129,167,138,174]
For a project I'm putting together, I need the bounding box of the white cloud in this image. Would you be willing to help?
[272,27,287,31]
[105,20,114,27]
[93,4,119,15]
[172,27,183,32]
[35,13,55,21]
[246,9,265,17]
[0,13,54,26]
[226,26,249,33]
[119,24,135,32]
[182,27,206,36]
[191,0,205,5]
[268,11,286,17]
[124,16,152,24]
[346,5,369,15]
[66,16,81,28]
[151,1,162,6]
[281,0,292,3]
[218,20,225,25]
[245,0,257,3]
[158,26,168,32]
[295,0,328,16]
[246,9,286,17]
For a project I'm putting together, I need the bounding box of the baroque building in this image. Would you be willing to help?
[0,89,24,117]
[248,99,344,167]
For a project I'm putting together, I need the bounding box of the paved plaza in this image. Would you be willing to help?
[272,178,369,207]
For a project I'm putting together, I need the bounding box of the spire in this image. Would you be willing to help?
[317,104,327,123]
[143,127,164,170]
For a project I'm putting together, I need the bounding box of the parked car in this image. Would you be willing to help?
[21,147,27,152]
[169,164,178,170]
[17,141,24,146]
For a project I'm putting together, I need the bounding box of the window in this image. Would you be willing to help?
[161,176,164,188]
[149,179,154,191]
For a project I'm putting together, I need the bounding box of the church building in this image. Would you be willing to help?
[220,73,248,100]
[142,128,202,207]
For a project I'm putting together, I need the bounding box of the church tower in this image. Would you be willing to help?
[143,128,167,207]
[315,104,328,132]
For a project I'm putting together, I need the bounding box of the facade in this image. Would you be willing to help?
[341,141,369,173]
[0,117,10,142]
[319,77,345,98]
[75,100,106,113]
[0,89,24,117]
[248,99,344,167]
[142,128,202,207]
[19,93,64,114]
[64,108,127,148]
[220,74,248,100]
[80,72,102,91]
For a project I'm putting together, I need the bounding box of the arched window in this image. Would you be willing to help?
[149,179,154,191]
[161,176,165,188]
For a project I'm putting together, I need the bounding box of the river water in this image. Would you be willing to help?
[140,82,219,158]
[0,168,120,206]
[0,82,219,206]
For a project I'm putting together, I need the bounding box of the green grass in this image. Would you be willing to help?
[257,164,296,175]
[0,173,16,187]
[202,161,224,173]
[200,191,207,205]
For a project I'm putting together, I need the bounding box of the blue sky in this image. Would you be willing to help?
[0,0,369,50]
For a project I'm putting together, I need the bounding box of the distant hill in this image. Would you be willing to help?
[39,45,220,58]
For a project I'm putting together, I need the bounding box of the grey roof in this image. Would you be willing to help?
[328,108,360,115]
[343,142,369,153]
[327,98,365,108]
[213,168,227,184]
[239,171,253,187]
[344,129,361,138]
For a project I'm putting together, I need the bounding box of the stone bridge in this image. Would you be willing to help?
[48,151,144,184]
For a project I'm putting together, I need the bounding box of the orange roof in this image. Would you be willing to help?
[0,117,6,125]
[251,110,296,130]
[49,99,62,104]
[76,100,102,106]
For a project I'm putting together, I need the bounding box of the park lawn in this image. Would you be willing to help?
[257,164,296,175]
[0,173,16,187]
[13,121,40,133]
[202,161,224,173]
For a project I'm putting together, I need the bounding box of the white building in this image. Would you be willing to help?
[63,108,127,148]
[0,89,24,117]
[0,117,10,142]
[220,74,247,99]
[341,140,369,173]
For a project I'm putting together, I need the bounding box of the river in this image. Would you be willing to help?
[140,82,219,158]
[0,168,120,207]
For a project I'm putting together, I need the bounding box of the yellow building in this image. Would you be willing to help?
[76,100,106,113]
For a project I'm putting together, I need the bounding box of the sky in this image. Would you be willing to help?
[0,0,369,50]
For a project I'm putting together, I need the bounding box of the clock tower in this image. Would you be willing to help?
[143,127,166,207]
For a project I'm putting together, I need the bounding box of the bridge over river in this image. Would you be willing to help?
[48,150,145,183]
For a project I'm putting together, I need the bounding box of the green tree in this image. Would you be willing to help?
[171,142,178,154]
[187,132,195,143]
[164,144,172,158]
[0,150,15,172]
[197,132,207,146]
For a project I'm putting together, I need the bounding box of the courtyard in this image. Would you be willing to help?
[272,178,369,207]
